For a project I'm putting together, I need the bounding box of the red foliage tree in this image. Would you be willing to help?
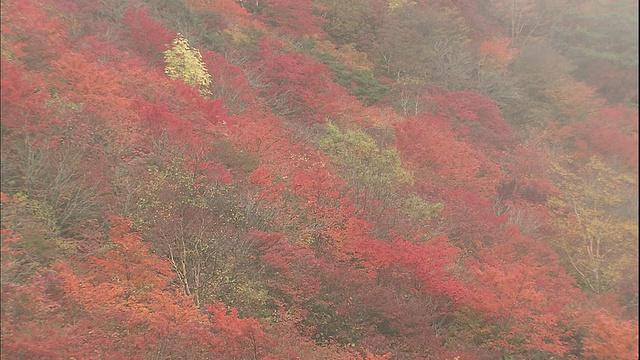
[121,8,176,62]
[133,97,194,141]
[186,0,254,27]
[395,113,502,201]
[251,230,322,307]
[251,38,357,123]
[1,216,277,359]
[1,0,68,68]
[429,90,515,156]
[206,302,271,358]
[579,308,639,360]
[572,105,639,169]
[0,60,48,131]
[465,227,580,357]
[201,49,258,110]
[50,50,129,120]
[255,0,327,37]
[495,141,560,209]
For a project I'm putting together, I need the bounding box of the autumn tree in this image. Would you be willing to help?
[241,0,327,37]
[319,0,387,48]
[250,38,355,122]
[577,308,639,360]
[126,156,273,313]
[302,39,390,105]
[482,0,571,46]
[185,0,254,27]
[0,0,68,69]
[549,156,638,295]
[464,226,580,358]
[395,113,502,201]
[373,4,476,91]
[0,60,48,130]
[551,0,639,105]
[1,213,278,359]
[428,90,515,155]
[200,49,257,112]
[50,50,129,120]
[122,8,175,62]
[543,78,604,124]
[164,34,212,96]
[572,105,639,170]
[3,0,638,358]
[319,122,413,219]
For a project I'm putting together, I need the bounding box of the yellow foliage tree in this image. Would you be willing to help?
[549,156,638,295]
[388,0,412,12]
[164,34,212,96]
[319,122,414,213]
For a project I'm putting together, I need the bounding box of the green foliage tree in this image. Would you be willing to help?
[551,0,639,105]
[319,122,413,216]
[303,43,389,105]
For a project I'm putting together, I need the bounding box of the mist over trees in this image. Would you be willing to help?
[1,0,638,359]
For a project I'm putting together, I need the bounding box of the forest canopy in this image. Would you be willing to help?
[1,0,638,359]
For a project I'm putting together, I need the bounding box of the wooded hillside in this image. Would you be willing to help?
[1,0,638,358]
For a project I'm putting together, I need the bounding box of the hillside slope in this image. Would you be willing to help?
[1,0,638,359]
